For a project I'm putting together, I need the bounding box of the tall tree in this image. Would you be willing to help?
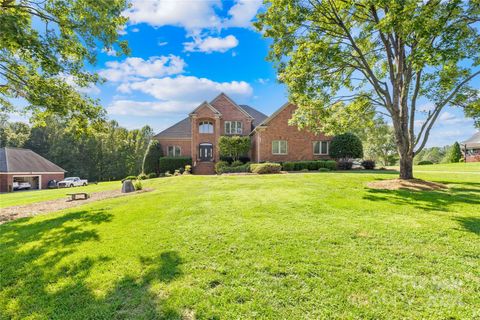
[257,0,480,179]
[0,0,129,124]
[142,140,162,175]
[359,118,397,166]
[444,142,462,163]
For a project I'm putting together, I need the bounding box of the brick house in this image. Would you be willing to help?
[461,131,480,162]
[0,147,66,192]
[154,93,332,174]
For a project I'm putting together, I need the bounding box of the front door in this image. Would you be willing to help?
[199,144,213,161]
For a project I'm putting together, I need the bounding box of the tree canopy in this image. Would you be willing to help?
[218,136,251,161]
[142,140,162,176]
[329,132,363,159]
[0,0,129,124]
[257,0,480,179]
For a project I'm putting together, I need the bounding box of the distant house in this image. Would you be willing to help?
[0,147,66,192]
[461,131,480,162]
[154,93,332,174]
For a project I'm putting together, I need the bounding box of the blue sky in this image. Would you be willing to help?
[15,0,479,147]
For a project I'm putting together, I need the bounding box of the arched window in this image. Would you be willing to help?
[199,121,214,134]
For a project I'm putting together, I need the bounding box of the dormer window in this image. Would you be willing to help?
[199,121,214,133]
[225,121,243,134]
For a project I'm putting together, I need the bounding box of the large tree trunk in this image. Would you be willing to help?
[399,152,414,179]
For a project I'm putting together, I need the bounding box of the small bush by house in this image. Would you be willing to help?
[250,163,281,174]
[282,160,337,171]
[418,160,434,165]
[134,180,143,190]
[137,173,148,180]
[122,175,137,182]
[215,160,250,174]
[337,160,353,170]
[159,157,192,174]
[330,133,363,160]
[361,160,376,170]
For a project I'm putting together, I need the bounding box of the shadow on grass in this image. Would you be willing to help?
[0,209,184,318]
[454,217,480,236]
[363,180,480,212]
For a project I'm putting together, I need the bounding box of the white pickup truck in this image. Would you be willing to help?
[13,181,31,190]
[57,177,88,188]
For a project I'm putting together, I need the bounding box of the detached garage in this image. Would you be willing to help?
[0,147,66,193]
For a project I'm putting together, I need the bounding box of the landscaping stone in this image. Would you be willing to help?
[122,180,135,193]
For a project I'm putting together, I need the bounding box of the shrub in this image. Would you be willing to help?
[174,170,182,176]
[184,165,192,174]
[337,160,353,170]
[137,173,148,180]
[239,156,251,163]
[133,180,143,191]
[443,141,462,163]
[159,157,192,174]
[218,136,251,161]
[330,133,363,159]
[223,164,250,173]
[319,160,337,170]
[282,162,295,171]
[142,140,162,175]
[318,167,330,172]
[122,175,137,182]
[361,160,376,170]
[146,173,157,179]
[219,156,233,164]
[418,160,433,165]
[231,160,243,167]
[215,161,230,174]
[250,162,281,174]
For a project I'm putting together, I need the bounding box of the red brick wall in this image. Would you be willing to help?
[0,173,64,192]
[210,94,253,135]
[465,151,480,162]
[156,138,192,158]
[254,103,332,162]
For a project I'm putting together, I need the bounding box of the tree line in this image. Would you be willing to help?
[0,115,153,181]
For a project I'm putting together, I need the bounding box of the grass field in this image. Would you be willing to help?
[0,169,479,319]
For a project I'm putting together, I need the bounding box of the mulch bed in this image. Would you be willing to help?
[367,179,448,191]
[0,189,150,224]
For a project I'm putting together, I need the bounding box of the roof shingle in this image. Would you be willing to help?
[0,147,66,173]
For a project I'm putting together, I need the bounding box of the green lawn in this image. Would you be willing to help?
[0,180,157,208]
[0,172,479,319]
[387,161,480,173]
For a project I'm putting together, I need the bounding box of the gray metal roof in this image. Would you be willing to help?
[0,147,66,173]
[155,117,192,139]
[239,105,269,127]
[461,131,480,148]
[154,104,268,138]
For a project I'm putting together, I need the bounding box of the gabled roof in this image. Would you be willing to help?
[239,104,268,127]
[154,117,192,139]
[211,93,254,119]
[250,102,293,134]
[0,147,66,173]
[461,131,480,148]
[189,101,221,116]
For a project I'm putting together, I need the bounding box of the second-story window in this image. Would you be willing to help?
[199,121,214,134]
[225,121,243,134]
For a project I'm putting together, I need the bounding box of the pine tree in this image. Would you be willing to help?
[142,140,163,175]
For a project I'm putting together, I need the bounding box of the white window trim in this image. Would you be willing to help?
[224,121,243,134]
[272,140,288,155]
[167,145,181,157]
[313,141,329,155]
[199,121,214,134]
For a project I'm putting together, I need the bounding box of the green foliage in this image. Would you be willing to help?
[215,161,230,174]
[282,160,337,171]
[257,0,480,179]
[414,146,448,164]
[159,157,192,174]
[137,173,148,180]
[250,163,281,174]
[443,142,462,163]
[184,165,192,174]
[142,140,163,175]
[218,136,251,161]
[122,176,137,182]
[133,180,143,191]
[318,168,330,172]
[0,116,31,148]
[16,117,153,181]
[231,160,243,167]
[356,118,397,166]
[337,160,353,170]
[418,160,434,165]
[329,133,363,160]
[147,173,157,179]
[0,0,129,124]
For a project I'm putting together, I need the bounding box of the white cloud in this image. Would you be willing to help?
[99,55,186,82]
[184,35,238,53]
[119,75,253,101]
[101,48,117,56]
[418,102,436,113]
[131,28,140,32]
[225,0,262,28]
[256,78,270,84]
[158,41,168,46]
[62,74,100,95]
[124,0,222,32]
[107,99,197,116]
[125,0,262,32]
[438,111,472,125]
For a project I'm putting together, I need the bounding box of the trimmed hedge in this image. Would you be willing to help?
[159,157,192,174]
[147,172,157,179]
[337,160,353,170]
[250,163,281,174]
[216,161,250,174]
[282,160,337,171]
[418,160,434,165]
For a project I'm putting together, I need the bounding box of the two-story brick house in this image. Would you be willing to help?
[154,93,332,174]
